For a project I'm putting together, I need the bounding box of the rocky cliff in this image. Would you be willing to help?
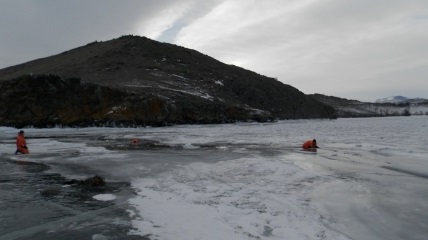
[0,35,336,127]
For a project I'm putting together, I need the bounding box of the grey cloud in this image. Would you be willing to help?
[173,0,428,101]
[0,0,179,68]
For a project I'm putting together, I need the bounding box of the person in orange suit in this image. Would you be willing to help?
[302,139,318,149]
[15,130,29,154]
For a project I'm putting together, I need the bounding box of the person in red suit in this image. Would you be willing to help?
[302,139,318,149]
[15,130,29,154]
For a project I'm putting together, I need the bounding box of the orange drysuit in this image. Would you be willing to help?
[16,133,29,154]
[302,140,317,149]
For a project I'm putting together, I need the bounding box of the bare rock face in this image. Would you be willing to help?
[0,75,176,127]
[80,175,106,187]
[0,35,336,127]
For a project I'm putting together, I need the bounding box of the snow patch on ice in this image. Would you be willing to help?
[93,194,117,201]
[126,209,136,218]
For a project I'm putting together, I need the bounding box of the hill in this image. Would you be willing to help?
[0,35,335,127]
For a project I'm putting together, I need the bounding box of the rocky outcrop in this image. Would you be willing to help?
[0,36,336,127]
[65,175,106,187]
[0,75,170,127]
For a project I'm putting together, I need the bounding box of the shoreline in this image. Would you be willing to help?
[1,115,426,131]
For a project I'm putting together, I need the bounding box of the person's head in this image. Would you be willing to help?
[19,130,24,135]
[312,139,317,147]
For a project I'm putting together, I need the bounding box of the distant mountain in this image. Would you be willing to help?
[0,35,335,127]
[311,94,428,118]
[375,96,428,105]
[375,96,408,104]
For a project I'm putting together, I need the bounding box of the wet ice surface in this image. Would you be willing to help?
[1,116,428,240]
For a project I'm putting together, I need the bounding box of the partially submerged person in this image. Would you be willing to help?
[302,139,319,149]
[15,130,29,154]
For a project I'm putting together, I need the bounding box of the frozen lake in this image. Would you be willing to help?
[1,116,427,240]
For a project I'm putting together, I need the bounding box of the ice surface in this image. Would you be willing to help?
[125,117,428,240]
[129,156,349,240]
[1,117,428,239]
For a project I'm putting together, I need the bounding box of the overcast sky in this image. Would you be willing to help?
[1,0,427,101]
